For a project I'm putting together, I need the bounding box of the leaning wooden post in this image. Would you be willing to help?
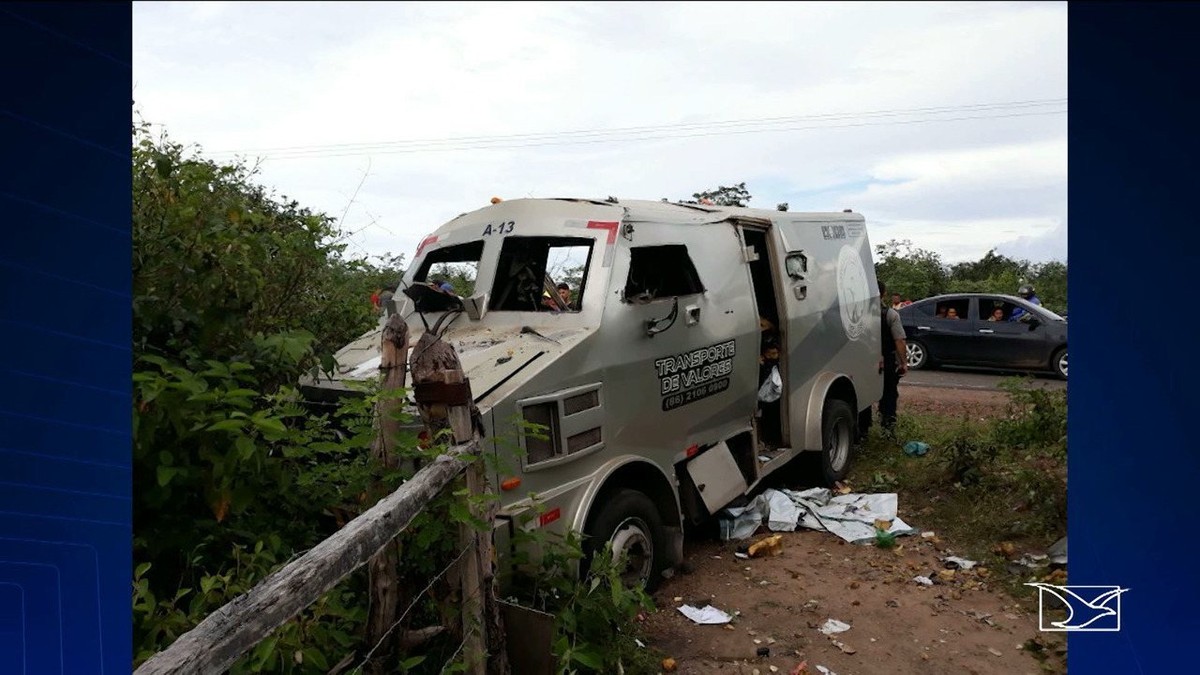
[411,332,510,675]
[365,314,410,674]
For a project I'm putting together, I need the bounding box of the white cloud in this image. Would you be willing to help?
[132,1,1067,265]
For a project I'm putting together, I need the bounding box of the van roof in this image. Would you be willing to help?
[436,197,863,235]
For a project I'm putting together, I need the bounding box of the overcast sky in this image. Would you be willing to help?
[132,1,1067,266]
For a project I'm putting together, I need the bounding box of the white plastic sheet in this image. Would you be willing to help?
[718,488,917,544]
[757,366,782,402]
[677,604,732,625]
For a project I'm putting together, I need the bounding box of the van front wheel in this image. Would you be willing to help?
[818,399,856,486]
[584,489,669,592]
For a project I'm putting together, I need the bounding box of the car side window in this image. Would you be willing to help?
[980,297,1021,322]
[933,299,969,321]
[623,245,705,302]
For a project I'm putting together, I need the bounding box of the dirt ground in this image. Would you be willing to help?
[639,386,1058,675]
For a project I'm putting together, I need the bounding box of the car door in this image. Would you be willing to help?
[907,296,975,364]
[972,296,1049,368]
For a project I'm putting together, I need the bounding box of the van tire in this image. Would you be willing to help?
[583,489,669,592]
[817,399,856,487]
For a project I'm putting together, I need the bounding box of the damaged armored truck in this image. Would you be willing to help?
[301,197,884,589]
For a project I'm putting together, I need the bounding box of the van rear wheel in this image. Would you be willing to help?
[817,399,855,487]
[583,489,669,592]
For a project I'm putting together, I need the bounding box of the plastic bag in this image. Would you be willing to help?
[757,366,782,402]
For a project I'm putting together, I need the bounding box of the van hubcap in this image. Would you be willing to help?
[828,418,851,472]
[610,518,653,586]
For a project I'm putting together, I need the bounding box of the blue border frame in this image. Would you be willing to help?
[0,3,132,674]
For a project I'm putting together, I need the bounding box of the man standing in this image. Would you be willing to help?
[878,280,908,436]
[891,292,903,310]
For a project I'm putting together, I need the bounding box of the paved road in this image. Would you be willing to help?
[900,367,1067,391]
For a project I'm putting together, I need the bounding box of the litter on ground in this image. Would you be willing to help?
[819,618,852,635]
[718,488,917,544]
[677,604,733,625]
[943,556,978,570]
[913,576,934,586]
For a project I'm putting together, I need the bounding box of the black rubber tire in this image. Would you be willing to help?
[907,339,930,370]
[583,489,669,592]
[1052,347,1068,380]
[817,399,856,487]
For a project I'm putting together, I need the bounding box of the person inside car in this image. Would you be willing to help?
[988,307,1004,321]
[945,307,961,320]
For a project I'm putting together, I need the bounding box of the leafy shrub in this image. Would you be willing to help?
[994,378,1067,454]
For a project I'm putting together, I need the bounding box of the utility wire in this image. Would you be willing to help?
[208,98,1066,160]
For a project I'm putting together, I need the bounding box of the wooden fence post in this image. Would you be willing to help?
[411,332,510,675]
[365,314,410,674]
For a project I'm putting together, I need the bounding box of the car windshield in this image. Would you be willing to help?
[1031,303,1065,321]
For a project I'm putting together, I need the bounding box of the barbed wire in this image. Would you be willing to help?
[351,543,474,673]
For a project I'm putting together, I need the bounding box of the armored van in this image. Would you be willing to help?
[302,197,884,587]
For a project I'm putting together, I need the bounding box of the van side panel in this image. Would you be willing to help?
[772,215,882,450]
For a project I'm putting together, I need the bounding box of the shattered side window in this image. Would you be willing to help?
[624,245,705,302]
[489,236,594,312]
[414,241,483,296]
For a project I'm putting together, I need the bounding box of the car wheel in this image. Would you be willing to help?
[584,489,669,591]
[817,399,855,487]
[1052,347,1067,380]
[906,340,929,370]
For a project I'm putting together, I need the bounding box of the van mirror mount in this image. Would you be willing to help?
[645,297,680,338]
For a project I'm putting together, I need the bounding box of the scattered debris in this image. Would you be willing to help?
[993,541,1017,559]
[718,488,917,543]
[831,639,857,655]
[749,533,785,558]
[662,657,678,671]
[790,663,809,675]
[942,556,977,570]
[920,531,937,539]
[735,552,750,559]
[769,667,779,674]
[819,619,851,635]
[988,647,1003,657]
[635,638,646,648]
[677,604,732,625]
[1047,536,1067,566]
[913,576,934,586]
[1015,552,1049,568]
[815,666,838,675]
[757,646,771,657]
[903,441,930,456]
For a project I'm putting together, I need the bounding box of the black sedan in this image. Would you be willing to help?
[897,293,1068,379]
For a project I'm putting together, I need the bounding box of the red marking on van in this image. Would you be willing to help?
[539,508,561,527]
[586,220,620,244]
[415,234,439,257]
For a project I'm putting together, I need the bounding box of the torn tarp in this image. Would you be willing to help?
[717,487,917,544]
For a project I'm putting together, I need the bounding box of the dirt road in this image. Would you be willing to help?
[639,382,1057,675]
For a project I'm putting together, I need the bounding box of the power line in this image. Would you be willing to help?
[208,98,1066,160]
[224,108,1066,161]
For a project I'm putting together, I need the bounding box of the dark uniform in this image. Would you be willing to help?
[880,305,901,433]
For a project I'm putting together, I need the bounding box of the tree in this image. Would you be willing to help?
[874,239,949,301]
[683,182,752,207]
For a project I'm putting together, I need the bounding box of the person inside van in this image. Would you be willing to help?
[988,307,1004,322]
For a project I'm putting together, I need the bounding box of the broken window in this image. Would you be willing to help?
[623,245,705,302]
[489,236,593,312]
[413,241,483,296]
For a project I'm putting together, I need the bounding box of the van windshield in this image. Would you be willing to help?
[489,236,593,312]
[413,241,483,296]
